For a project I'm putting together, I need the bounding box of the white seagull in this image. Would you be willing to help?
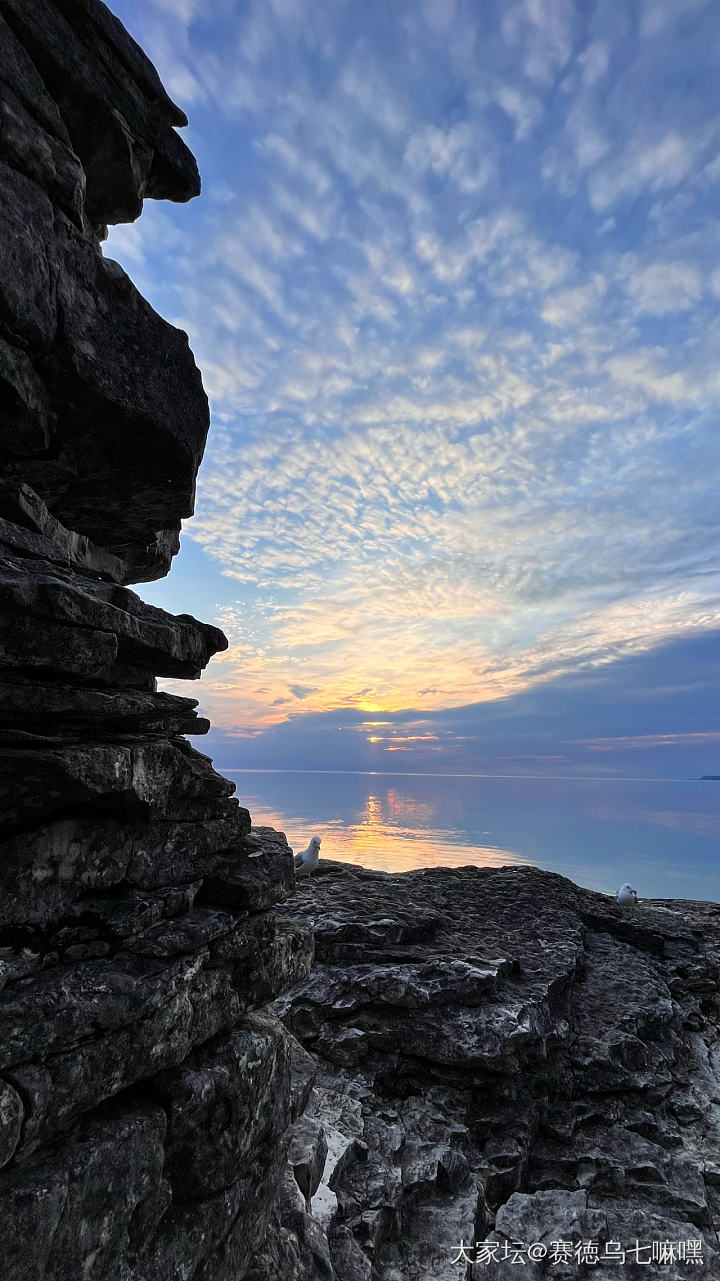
[294,835,321,878]
[616,883,639,914]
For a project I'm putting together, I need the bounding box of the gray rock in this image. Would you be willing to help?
[0,903,312,1155]
[135,1176,251,1281]
[200,824,297,910]
[0,677,209,740]
[0,76,85,228]
[0,0,199,224]
[0,610,119,683]
[1,186,209,580]
[245,1167,336,1281]
[0,738,238,832]
[153,1012,294,1201]
[0,1078,23,1168]
[0,553,227,679]
[290,1114,329,1203]
[0,1101,168,1281]
[0,340,50,458]
[45,232,209,578]
[0,162,57,347]
[0,484,128,580]
[258,863,720,1279]
[0,7,310,1272]
[0,812,245,929]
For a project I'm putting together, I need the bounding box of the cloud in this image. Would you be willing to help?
[501,0,575,86]
[404,122,497,194]
[149,0,198,23]
[541,276,606,326]
[588,130,711,212]
[604,349,696,403]
[107,0,720,749]
[640,0,708,39]
[577,40,610,87]
[421,0,457,35]
[623,261,702,314]
[575,730,720,751]
[494,83,543,141]
[201,627,720,777]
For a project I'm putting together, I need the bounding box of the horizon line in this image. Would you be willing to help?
[217,768,708,784]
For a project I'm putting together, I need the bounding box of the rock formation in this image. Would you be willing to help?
[0,4,313,1277]
[266,863,720,1280]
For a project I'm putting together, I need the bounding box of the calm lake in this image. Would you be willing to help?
[226,769,720,902]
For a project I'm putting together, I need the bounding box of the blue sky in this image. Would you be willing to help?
[107,0,720,777]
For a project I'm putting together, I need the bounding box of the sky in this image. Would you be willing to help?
[106,0,720,778]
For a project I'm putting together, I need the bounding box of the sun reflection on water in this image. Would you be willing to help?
[242,781,529,875]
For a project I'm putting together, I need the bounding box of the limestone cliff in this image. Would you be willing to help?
[0,4,313,1277]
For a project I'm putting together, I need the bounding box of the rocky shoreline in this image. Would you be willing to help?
[260,861,720,1280]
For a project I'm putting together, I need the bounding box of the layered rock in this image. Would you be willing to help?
[0,0,205,581]
[264,863,720,1280]
[0,4,312,1277]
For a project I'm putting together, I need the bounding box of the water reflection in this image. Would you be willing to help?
[226,771,720,900]
[243,781,527,875]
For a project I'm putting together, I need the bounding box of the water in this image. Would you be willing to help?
[225,770,720,901]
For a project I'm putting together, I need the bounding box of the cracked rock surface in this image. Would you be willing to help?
[253,862,720,1279]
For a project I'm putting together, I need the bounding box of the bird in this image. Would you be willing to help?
[294,835,321,877]
[616,883,638,914]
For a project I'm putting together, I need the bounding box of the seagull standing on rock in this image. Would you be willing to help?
[616,883,638,915]
[294,835,321,878]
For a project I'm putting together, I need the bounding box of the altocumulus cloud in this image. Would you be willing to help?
[107,0,720,756]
